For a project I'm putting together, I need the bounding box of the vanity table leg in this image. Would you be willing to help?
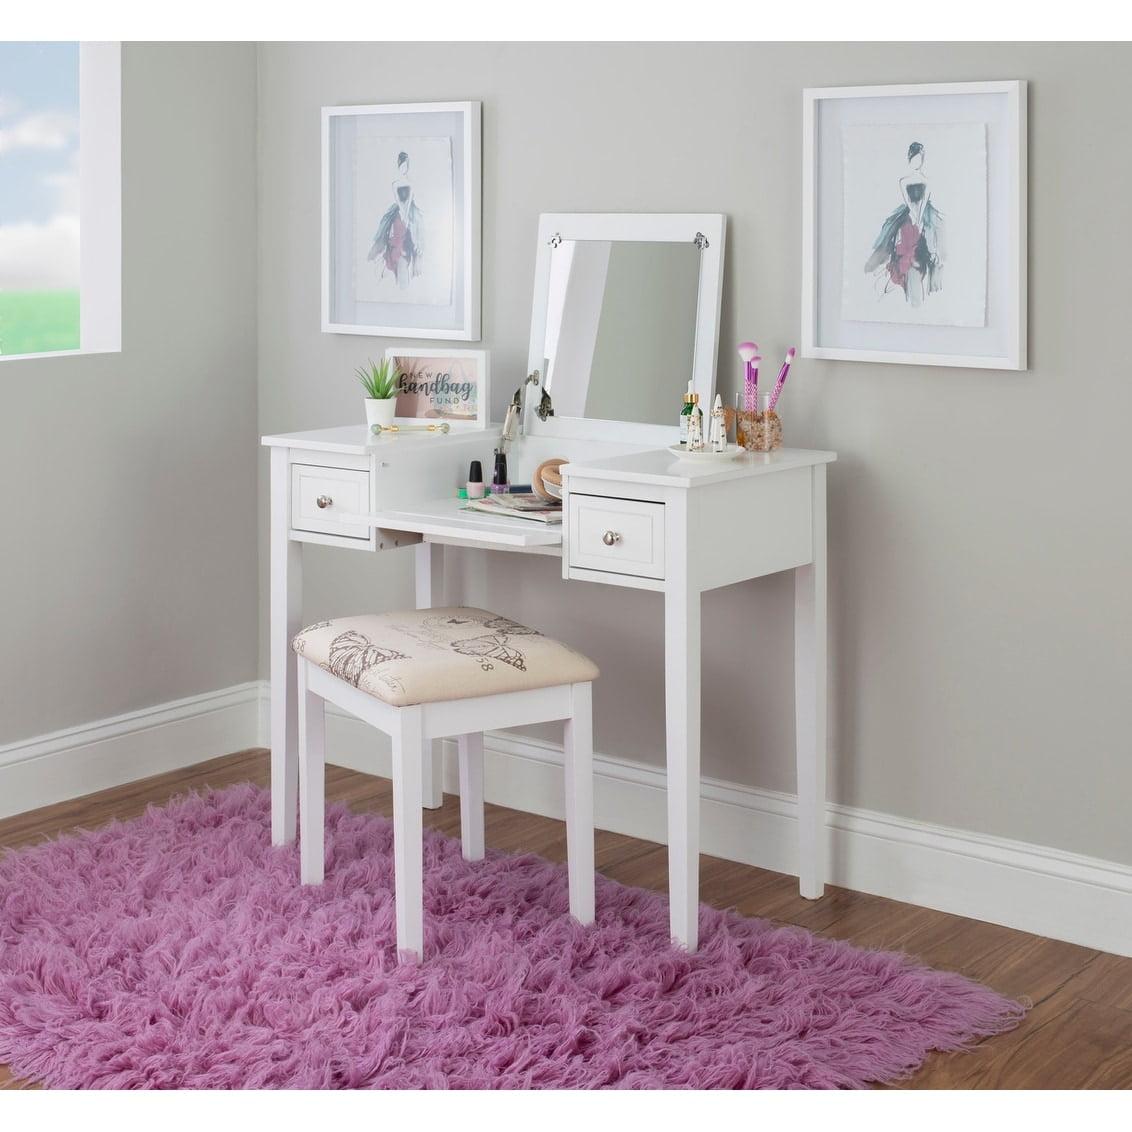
[270,447,302,846]
[794,464,828,899]
[665,583,702,953]
[414,541,445,809]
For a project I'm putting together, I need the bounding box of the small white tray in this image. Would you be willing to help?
[667,444,744,462]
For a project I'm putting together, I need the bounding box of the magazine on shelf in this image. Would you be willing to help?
[463,493,564,524]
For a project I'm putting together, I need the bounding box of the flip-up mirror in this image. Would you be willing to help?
[525,213,726,444]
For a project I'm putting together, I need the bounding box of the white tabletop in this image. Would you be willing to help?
[261,424,496,455]
[562,446,836,487]
[262,424,834,485]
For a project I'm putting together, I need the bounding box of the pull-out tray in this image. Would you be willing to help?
[340,497,564,549]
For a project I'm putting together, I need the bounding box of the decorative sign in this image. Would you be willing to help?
[383,348,489,431]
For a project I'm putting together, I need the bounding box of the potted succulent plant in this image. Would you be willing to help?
[356,358,399,431]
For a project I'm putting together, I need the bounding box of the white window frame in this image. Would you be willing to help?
[1,41,121,363]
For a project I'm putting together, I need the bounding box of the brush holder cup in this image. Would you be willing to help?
[737,395,783,453]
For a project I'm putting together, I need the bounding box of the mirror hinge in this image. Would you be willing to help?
[537,388,555,421]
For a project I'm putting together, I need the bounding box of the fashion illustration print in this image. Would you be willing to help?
[864,141,944,307]
[368,150,423,290]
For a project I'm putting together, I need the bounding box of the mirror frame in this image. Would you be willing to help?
[524,212,726,445]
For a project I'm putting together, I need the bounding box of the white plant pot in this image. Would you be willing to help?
[365,398,397,431]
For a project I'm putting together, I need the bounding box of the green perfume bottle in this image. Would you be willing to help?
[678,381,698,445]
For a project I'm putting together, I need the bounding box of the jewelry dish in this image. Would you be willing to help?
[667,444,744,462]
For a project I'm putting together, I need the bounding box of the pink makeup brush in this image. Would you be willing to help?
[768,347,795,412]
[738,341,760,413]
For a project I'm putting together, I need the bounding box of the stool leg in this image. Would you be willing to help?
[392,706,425,960]
[458,732,485,861]
[563,682,595,925]
[298,661,325,885]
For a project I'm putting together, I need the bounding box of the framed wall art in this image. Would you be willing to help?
[802,81,1026,370]
[322,101,481,340]
[383,347,489,431]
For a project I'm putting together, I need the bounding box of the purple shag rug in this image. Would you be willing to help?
[0,784,1023,1089]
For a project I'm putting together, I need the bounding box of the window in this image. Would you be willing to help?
[0,41,120,360]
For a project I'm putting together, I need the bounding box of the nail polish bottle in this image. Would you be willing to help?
[467,459,486,499]
[491,451,508,494]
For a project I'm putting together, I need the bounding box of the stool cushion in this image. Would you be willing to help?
[292,607,599,707]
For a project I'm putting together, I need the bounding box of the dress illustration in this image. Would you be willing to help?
[864,142,944,307]
[367,151,423,290]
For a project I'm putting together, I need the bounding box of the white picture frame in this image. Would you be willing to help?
[322,101,481,341]
[802,81,1027,370]
[382,347,490,431]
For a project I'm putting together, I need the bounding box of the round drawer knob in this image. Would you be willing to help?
[602,530,621,546]
[316,495,333,509]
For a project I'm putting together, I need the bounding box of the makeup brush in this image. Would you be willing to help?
[768,348,795,412]
[738,341,760,413]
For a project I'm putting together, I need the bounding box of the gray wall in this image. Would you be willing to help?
[257,42,1132,865]
[0,43,260,743]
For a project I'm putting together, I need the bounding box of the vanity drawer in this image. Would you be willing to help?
[291,464,371,539]
[568,494,665,579]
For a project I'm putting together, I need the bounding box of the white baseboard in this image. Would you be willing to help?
[300,684,1132,958]
[0,683,262,820]
[7,681,1129,960]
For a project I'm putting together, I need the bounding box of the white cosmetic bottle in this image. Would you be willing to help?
[709,393,726,453]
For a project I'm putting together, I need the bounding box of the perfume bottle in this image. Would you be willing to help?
[687,398,705,451]
[678,381,698,445]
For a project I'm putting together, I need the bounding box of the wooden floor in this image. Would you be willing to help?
[2,748,1131,1090]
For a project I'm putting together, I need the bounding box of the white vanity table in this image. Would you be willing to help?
[264,212,835,952]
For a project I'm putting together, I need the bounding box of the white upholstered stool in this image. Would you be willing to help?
[292,606,599,960]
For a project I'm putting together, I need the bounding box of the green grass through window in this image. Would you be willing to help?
[0,290,80,356]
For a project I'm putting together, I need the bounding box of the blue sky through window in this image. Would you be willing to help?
[0,41,80,353]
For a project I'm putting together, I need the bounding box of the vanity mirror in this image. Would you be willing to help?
[524,213,726,443]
